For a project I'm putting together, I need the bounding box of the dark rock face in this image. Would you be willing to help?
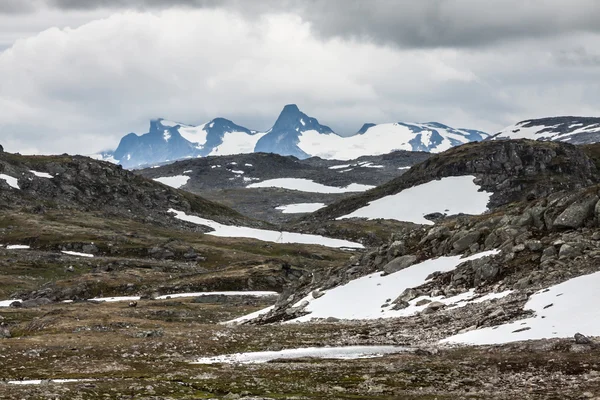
[255,104,336,159]
[112,118,259,168]
[114,120,199,168]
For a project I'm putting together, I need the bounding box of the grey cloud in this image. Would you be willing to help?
[34,0,600,48]
[0,0,39,13]
[555,47,600,67]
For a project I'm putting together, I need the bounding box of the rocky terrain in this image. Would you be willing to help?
[2,140,600,399]
[137,150,429,224]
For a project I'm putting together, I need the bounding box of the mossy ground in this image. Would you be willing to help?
[0,297,599,399]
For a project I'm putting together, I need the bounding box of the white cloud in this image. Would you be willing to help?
[0,8,599,155]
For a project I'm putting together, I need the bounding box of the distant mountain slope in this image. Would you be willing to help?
[98,104,488,168]
[136,150,430,224]
[491,116,600,144]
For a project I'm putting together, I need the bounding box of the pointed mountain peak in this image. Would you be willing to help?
[271,104,334,134]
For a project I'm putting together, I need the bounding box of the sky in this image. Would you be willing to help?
[0,0,599,155]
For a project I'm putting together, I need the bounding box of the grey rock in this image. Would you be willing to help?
[525,240,543,251]
[422,301,445,314]
[388,240,406,257]
[18,298,52,308]
[558,244,580,260]
[452,231,481,252]
[396,288,419,303]
[383,255,417,275]
[540,246,557,262]
[82,244,99,254]
[574,332,593,345]
[554,194,599,229]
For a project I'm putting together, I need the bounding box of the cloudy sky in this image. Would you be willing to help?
[1,0,599,155]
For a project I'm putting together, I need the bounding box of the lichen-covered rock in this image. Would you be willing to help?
[382,255,417,275]
[553,194,599,229]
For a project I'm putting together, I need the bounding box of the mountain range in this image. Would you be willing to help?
[96,104,489,168]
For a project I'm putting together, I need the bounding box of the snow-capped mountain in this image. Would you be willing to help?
[295,121,487,160]
[491,116,600,144]
[97,104,488,168]
[254,104,335,158]
[105,118,265,168]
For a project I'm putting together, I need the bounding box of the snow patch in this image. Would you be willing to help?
[0,174,20,189]
[6,245,30,250]
[61,251,94,258]
[163,130,171,142]
[193,346,407,364]
[226,305,275,324]
[329,164,351,170]
[153,175,190,189]
[338,176,491,225]
[169,209,363,249]
[0,299,21,307]
[247,178,374,194]
[7,379,95,385]
[30,170,53,178]
[275,203,326,213]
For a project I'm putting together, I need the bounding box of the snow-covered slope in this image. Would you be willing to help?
[491,116,600,145]
[442,270,600,345]
[101,104,488,168]
[298,122,488,160]
[338,176,491,224]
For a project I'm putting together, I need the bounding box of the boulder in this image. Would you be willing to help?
[574,332,593,345]
[558,244,580,260]
[540,246,557,262]
[553,194,599,229]
[422,301,445,314]
[452,231,481,252]
[382,255,417,275]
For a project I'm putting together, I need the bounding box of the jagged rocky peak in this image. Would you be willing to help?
[271,104,334,134]
[254,104,337,158]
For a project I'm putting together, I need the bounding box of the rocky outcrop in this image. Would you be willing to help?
[304,140,599,223]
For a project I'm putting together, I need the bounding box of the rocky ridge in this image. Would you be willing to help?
[302,139,599,224]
